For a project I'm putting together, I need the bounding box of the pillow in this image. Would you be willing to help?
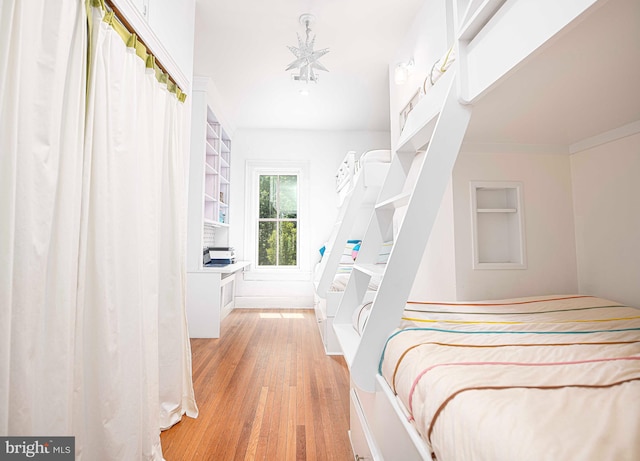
[352,301,373,335]
[351,242,361,260]
[340,254,355,264]
[343,240,361,263]
[423,46,456,93]
[376,241,393,264]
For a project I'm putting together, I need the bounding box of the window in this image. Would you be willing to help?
[244,161,309,280]
[257,174,299,267]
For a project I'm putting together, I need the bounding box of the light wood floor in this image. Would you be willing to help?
[160,309,353,461]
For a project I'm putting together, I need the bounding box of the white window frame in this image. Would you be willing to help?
[244,161,310,281]
[256,173,300,268]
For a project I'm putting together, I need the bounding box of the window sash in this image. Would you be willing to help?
[256,174,299,268]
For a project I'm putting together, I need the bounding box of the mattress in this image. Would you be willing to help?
[378,295,640,461]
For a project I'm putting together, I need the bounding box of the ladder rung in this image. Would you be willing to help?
[376,192,411,210]
[353,263,386,277]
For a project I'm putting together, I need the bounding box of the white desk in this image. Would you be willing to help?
[186,261,250,338]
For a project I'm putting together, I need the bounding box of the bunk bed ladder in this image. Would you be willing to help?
[315,170,374,298]
[334,73,472,392]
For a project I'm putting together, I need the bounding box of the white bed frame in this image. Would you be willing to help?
[332,0,610,458]
[313,150,390,355]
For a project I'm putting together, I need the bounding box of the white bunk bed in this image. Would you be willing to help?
[333,0,640,459]
[313,149,390,355]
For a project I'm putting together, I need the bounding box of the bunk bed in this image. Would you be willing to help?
[333,0,640,459]
[356,294,640,460]
[313,149,390,354]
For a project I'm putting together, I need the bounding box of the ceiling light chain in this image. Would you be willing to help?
[303,17,312,46]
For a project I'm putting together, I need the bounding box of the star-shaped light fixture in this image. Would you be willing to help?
[286,14,329,83]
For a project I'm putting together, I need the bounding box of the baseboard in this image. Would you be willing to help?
[234,296,314,309]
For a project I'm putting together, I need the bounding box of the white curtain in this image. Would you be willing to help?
[1,2,197,459]
[157,87,198,431]
[0,0,87,436]
[75,6,197,459]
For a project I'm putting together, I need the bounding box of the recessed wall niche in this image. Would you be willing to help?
[470,181,526,270]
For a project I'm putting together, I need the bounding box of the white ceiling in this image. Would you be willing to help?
[193,0,640,145]
[193,0,424,132]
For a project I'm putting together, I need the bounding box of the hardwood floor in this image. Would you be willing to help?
[160,309,353,461]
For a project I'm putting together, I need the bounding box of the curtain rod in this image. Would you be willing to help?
[101,0,186,100]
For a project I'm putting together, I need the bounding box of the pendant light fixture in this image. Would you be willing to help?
[286,13,329,83]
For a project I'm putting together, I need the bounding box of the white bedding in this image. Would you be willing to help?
[360,149,391,163]
[378,295,640,461]
[329,271,380,293]
[336,149,391,205]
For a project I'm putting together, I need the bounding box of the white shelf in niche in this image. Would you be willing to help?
[471,181,526,270]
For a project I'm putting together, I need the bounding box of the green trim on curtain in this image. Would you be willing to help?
[86,0,187,102]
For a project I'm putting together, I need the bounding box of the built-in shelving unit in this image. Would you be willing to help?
[186,77,247,339]
[202,110,231,226]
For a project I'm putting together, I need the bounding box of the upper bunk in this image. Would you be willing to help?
[394,0,637,155]
[335,150,390,207]
[334,0,640,392]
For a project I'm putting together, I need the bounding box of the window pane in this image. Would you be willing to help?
[258,221,276,265]
[259,175,277,219]
[256,173,299,267]
[278,175,298,219]
[278,221,297,266]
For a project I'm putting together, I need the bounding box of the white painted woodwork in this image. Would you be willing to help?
[459,0,599,103]
[396,69,456,154]
[332,0,637,458]
[186,78,247,338]
[349,389,381,460]
[470,181,526,269]
[314,157,389,354]
[349,380,430,461]
[186,77,233,270]
[186,262,250,338]
[408,181,458,303]
[186,81,209,272]
[334,73,472,391]
[315,162,388,297]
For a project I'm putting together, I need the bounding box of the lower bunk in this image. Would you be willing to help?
[314,240,387,355]
[347,295,640,460]
[314,271,378,355]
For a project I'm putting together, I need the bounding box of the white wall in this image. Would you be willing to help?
[570,132,640,307]
[113,0,195,91]
[452,149,579,301]
[147,0,195,89]
[231,128,390,307]
[405,128,639,306]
